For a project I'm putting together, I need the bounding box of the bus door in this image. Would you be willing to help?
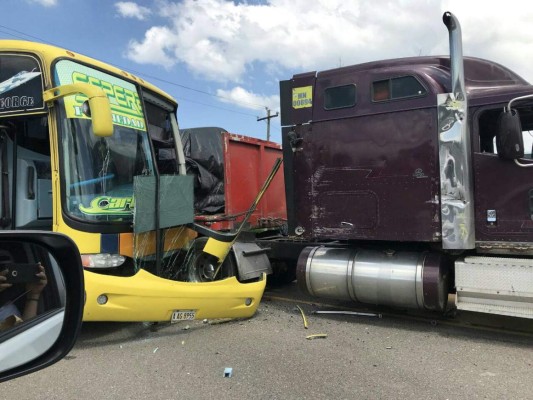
[0,52,52,231]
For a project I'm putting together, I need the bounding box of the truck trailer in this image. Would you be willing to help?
[276,12,533,319]
[180,127,286,232]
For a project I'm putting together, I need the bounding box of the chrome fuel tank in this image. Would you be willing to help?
[297,247,449,311]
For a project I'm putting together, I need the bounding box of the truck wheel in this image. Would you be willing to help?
[267,260,297,286]
[186,237,236,282]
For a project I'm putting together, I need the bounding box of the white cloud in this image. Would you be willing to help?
[26,0,57,7]
[126,0,447,82]
[442,1,533,83]
[115,1,152,20]
[126,26,178,68]
[216,87,280,112]
[126,0,533,85]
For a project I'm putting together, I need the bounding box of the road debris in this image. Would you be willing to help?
[208,318,234,325]
[296,305,309,329]
[313,310,382,318]
[306,333,328,340]
[153,347,159,353]
[224,367,233,378]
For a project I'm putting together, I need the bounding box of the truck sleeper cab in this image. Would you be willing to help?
[279,12,533,319]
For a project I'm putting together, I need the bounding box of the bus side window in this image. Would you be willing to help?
[13,117,52,229]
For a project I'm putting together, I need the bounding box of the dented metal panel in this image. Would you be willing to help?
[438,12,475,249]
[290,109,440,242]
[438,95,474,249]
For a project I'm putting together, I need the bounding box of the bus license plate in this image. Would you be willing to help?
[171,310,196,322]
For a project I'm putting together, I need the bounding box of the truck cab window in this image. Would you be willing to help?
[372,76,427,102]
[324,84,356,110]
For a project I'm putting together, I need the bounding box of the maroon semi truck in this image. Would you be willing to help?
[274,12,533,319]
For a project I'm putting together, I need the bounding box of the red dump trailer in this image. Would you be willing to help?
[180,127,286,232]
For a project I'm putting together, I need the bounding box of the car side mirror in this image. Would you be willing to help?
[0,232,84,383]
[496,108,524,160]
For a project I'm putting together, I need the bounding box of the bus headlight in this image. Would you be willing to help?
[81,253,126,268]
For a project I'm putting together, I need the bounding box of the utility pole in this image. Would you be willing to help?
[257,107,279,141]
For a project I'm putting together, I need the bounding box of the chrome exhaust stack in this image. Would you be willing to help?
[438,11,475,250]
[442,11,466,97]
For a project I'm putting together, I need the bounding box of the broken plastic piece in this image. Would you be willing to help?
[306,333,327,340]
[224,367,233,378]
[296,305,308,329]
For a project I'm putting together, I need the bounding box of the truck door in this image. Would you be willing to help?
[473,106,533,249]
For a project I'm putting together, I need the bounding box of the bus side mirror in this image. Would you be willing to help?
[43,83,114,137]
[496,109,524,160]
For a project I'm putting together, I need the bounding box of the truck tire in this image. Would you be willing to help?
[267,260,297,286]
[186,237,236,282]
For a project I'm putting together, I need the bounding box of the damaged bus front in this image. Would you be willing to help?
[0,41,268,322]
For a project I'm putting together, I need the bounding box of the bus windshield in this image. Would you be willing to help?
[54,60,155,224]
[60,117,154,223]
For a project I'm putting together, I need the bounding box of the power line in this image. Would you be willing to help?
[0,23,269,111]
[0,29,29,41]
[175,96,259,118]
[0,25,283,139]
[0,25,54,45]
[125,70,267,110]
[0,24,262,118]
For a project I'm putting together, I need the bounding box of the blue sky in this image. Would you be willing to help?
[2,0,533,143]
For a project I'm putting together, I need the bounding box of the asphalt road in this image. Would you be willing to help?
[2,283,532,400]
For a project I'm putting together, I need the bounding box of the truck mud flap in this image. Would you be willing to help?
[232,242,272,281]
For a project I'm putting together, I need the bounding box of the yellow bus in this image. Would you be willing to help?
[0,40,267,322]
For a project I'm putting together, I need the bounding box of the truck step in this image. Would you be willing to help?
[455,256,533,319]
